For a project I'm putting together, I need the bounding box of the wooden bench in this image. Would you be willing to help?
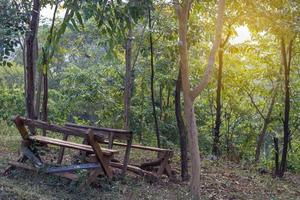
[65,123,133,175]
[65,123,174,179]
[4,116,119,189]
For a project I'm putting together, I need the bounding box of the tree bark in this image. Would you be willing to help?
[25,0,40,119]
[124,25,133,130]
[41,69,48,136]
[149,7,161,148]
[254,85,278,162]
[277,38,293,177]
[212,47,223,157]
[174,0,225,198]
[273,137,279,175]
[175,70,189,181]
[159,84,163,120]
[212,33,230,157]
[35,67,43,119]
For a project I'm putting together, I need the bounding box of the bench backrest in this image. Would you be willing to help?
[65,123,132,141]
[14,116,104,142]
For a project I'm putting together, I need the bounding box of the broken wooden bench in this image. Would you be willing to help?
[65,123,175,179]
[63,123,133,176]
[4,116,119,188]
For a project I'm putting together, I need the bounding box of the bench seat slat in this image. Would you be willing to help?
[29,135,119,156]
[101,140,171,152]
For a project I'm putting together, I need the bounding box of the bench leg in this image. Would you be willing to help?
[79,137,88,162]
[79,169,103,191]
[87,130,113,180]
[57,134,69,164]
[121,138,132,176]
[3,155,26,175]
[156,151,172,178]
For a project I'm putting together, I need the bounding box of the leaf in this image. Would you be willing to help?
[7,62,12,68]
[71,19,80,32]
[75,11,84,29]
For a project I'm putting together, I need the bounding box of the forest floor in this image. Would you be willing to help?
[0,127,299,200]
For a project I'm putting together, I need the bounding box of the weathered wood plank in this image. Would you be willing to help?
[110,162,158,181]
[65,123,132,141]
[87,130,113,179]
[14,116,30,140]
[101,140,172,152]
[156,152,171,176]
[16,116,104,142]
[122,138,132,176]
[47,163,100,173]
[8,161,79,181]
[65,123,131,134]
[29,135,118,156]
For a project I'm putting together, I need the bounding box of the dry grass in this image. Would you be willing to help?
[0,123,299,200]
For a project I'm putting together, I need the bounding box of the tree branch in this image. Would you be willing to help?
[247,91,266,120]
[190,0,226,100]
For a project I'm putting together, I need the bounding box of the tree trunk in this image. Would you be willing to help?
[25,0,40,119]
[212,48,223,157]
[23,39,27,108]
[175,70,189,181]
[124,26,133,130]
[174,0,225,198]
[277,38,293,177]
[273,137,279,175]
[212,32,230,157]
[254,86,278,162]
[167,86,170,108]
[35,68,43,119]
[149,7,161,148]
[159,84,163,120]
[184,98,201,197]
[34,32,41,120]
[41,69,48,136]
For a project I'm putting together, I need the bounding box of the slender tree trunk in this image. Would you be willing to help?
[212,33,230,157]
[176,2,201,195]
[41,69,48,136]
[184,99,201,196]
[167,86,170,108]
[139,78,145,143]
[35,67,43,119]
[255,86,278,162]
[35,72,43,119]
[175,70,189,181]
[25,0,40,119]
[159,84,163,119]
[174,0,225,198]
[212,48,223,157]
[149,7,161,148]
[277,38,293,177]
[23,39,27,108]
[39,1,58,128]
[34,31,41,120]
[124,26,133,130]
[273,137,279,175]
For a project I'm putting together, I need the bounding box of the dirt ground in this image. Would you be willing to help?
[0,130,299,200]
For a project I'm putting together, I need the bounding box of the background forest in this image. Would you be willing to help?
[0,0,300,199]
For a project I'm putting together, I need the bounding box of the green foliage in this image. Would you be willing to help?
[0,86,25,122]
[0,0,29,66]
[0,0,300,175]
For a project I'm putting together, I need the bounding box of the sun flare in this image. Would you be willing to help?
[230,26,252,44]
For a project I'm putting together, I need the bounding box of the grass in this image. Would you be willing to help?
[0,121,299,200]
